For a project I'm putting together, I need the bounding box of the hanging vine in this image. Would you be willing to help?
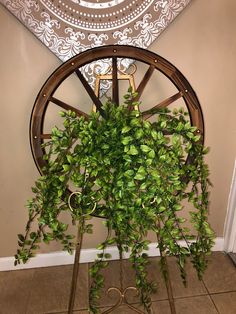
[15,89,214,313]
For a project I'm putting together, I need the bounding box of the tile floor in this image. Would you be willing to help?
[0,252,236,314]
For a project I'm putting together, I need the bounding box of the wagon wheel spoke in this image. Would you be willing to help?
[40,97,89,140]
[40,134,51,139]
[112,57,119,105]
[75,69,104,116]
[136,65,155,100]
[127,65,155,111]
[50,96,89,119]
[142,91,184,120]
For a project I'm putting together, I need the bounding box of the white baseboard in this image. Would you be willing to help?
[0,237,224,272]
[212,237,224,251]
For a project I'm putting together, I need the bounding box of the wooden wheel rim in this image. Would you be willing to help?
[30,45,204,174]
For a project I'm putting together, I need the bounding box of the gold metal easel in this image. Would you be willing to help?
[92,62,137,111]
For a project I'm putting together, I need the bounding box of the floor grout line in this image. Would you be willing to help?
[202,278,220,314]
[172,293,209,300]
[209,290,236,295]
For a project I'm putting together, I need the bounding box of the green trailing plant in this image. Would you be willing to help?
[15,89,214,313]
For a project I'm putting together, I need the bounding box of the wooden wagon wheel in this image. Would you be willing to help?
[30,44,204,178]
[30,45,204,314]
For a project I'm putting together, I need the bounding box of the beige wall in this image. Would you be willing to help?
[1,0,236,257]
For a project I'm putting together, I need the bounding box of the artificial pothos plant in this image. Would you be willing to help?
[15,89,214,313]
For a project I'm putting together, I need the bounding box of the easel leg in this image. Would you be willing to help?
[68,220,84,314]
[156,220,176,314]
[162,255,176,314]
[118,244,124,291]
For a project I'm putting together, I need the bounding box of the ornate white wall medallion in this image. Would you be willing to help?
[1,0,192,89]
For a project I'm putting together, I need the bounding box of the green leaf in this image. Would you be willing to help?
[157,131,164,139]
[121,126,131,134]
[134,173,145,180]
[158,206,166,213]
[30,232,37,240]
[173,204,182,211]
[146,158,153,166]
[121,136,133,145]
[179,107,184,114]
[184,121,191,130]
[127,86,132,93]
[59,111,66,117]
[180,247,189,255]
[176,122,184,132]
[17,234,24,242]
[179,255,185,268]
[193,135,201,142]
[130,119,140,127]
[160,121,167,128]
[32,186,38,193]
[203,147,210,154]
[140,145,151,153]
[187,132,194,139]
[124,170,134,177]
[140,182,147,190]
[172,134,181,145]
[59,175,66,182]
[128,145,139,155]
[148,149,155,159]
[58,189,63,197]
[137,166,146,174]
[151,130,158,140]
[104,253,111,259]
[150,169,160,179]
[127,180,136,187]
[97,243,105,250]
[135,129,144,139]
[66,155,74,164]
[62,164,70,171]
